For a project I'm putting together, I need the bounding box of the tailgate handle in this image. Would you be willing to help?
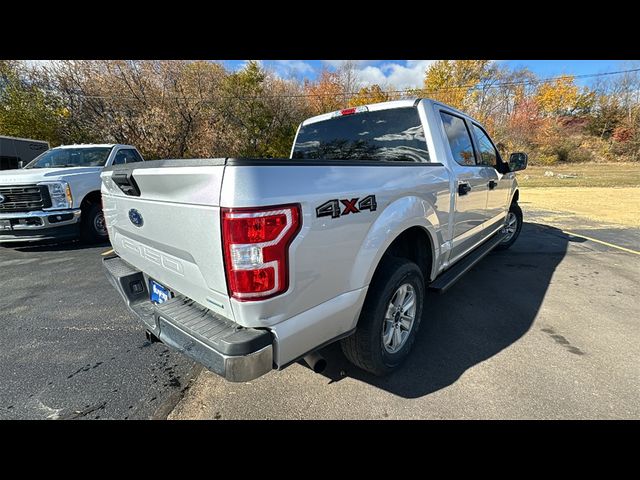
[112,172,141,197]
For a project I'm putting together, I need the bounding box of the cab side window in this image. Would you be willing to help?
[125,149,144,163]
[112,149,143,165]
[471,124,499,167]
[440,112,476,166]
[112,151,127,165]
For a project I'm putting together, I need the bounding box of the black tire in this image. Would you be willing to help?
[495,202,523,250]
[81,203,109,244]
[341,256,424,376]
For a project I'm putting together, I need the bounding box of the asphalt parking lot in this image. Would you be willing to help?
[0,242,195,420]
[1,206,639,419]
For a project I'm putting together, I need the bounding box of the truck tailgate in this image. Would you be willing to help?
[101,161,231,319]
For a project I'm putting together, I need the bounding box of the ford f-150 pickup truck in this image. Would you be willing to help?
[101,99,528,382]
[0,144,144,243]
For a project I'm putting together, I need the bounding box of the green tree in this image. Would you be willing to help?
[586,94,624,139]
[0,61,64,144]
[220,60,272,156]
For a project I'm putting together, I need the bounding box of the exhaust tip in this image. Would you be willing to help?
[303,351,326,374]
[313,358,327,373]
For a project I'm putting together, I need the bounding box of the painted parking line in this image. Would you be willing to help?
[563,230,640,255]
[101,248,114,256]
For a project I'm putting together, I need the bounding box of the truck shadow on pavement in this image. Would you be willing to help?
[316,222,583,399]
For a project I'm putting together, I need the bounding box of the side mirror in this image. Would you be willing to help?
[509,152,528,172]
[18,160,24,169]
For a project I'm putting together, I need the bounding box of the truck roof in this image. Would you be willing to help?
[301,98,474,126]
[52,143,135,149]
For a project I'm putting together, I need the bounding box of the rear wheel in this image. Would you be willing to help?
[341,256,424,376]
[496,202,523,250]
[81,203,109,244]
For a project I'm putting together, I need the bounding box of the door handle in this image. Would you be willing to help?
[458,183,471,195]
[488,180,497,190]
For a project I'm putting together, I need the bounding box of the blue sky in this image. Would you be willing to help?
[222,60,634,89]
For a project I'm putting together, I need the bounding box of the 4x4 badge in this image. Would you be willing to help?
[316,195,377,219]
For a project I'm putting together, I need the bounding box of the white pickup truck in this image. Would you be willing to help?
[101,99,528,382]
[0,144,144,243]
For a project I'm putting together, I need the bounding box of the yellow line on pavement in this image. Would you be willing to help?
[563,230,640,255]
[101,248,114,256]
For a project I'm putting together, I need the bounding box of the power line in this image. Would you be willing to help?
[341,67,640,98]
[5,66,640,101]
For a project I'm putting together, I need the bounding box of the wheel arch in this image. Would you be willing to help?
[80,190,102,212]
[375,226,434,286]
[350,195,440,292]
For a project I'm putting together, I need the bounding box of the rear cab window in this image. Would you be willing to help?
[292,107,431,163]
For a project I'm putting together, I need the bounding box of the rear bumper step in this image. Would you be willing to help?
[103,255,273,382]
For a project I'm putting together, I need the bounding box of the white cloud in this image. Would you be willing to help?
[359,60,436,89]
[322,60,376,68]
[232,59,437,90]
[272,60,314,77]
[357,65,388,85]
[322,60,436,90]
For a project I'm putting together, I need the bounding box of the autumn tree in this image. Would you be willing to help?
[304,69,345,116]
[586,93,624,139]
[349,84,389,107]
[504,97,543,151]
[3,59,638,166]
[46,60,229,159]
[422,60,498,111]
[260,77,309,157]
[336,61,362,105]
[592,66,640,161]
[535,75,594,116]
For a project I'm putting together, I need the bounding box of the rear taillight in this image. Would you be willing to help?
[222,204,301,301]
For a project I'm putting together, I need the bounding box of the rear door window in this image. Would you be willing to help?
[440,112,477,166]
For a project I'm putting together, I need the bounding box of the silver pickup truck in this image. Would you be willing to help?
[101,99,527,382]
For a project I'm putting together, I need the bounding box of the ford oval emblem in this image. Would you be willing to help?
[0,194,5,204]
[128,209,144,227]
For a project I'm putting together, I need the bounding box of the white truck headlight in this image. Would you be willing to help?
[42,181,73,210]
